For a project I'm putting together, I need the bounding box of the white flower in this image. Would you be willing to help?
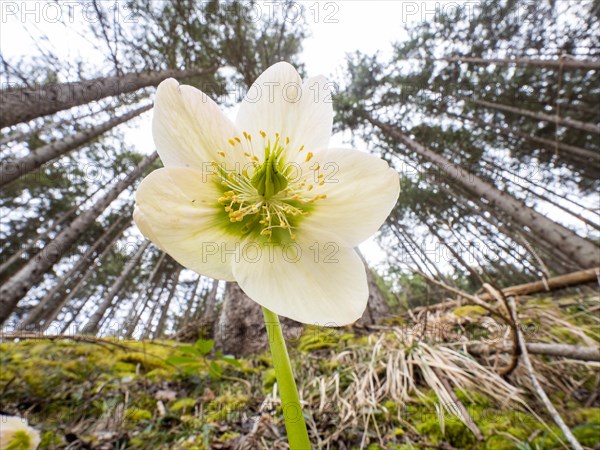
[0,416,40,450]
[134,62,399,325]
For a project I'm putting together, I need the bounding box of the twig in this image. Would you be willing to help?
[507,297,583,450]
[483,284,520,377]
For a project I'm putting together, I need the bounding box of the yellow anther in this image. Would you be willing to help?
[228,139,236,146]
[305,152,313,162]
[307,184,314,191]
[313,164,320,171]
[261,229,272,236]
[298,145,304,152]
[244,152,251,157]
[217,151,226,157]
[318,174,324,179]
[234,137,241,143]
[260,130,267,138]
[318,180,325,186]
[243,131,248,140]
[285,136,290,145]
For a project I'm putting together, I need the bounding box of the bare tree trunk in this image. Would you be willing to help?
[153,267,182,338]
[141,276,169,340]
[369,117,600,269]
[181,275,202,328]
[439,56,600,71]
[43,229,129,333]
[1,67,214,128]
[123,252,166,338]
[468,98,600,134]
[356,249,391,326]
[19,215,130,328]
[0,153,157,324]
[215,282,303,357]
[448,111,599,164]
[1,104,152,187]
[81,240,150,335]
[200,278,220,328]
[0,184,104,276]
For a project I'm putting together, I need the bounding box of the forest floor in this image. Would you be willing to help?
[1,291,599,449]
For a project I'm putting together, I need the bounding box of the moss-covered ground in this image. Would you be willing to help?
[1,294,598,449]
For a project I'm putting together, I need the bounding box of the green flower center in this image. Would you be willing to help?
[213,131,327,243]
[250,140,288,198]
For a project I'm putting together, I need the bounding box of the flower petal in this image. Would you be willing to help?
[134,167,238,281]
[298,148,400,248]
[232,242,368,325]
[153,79,241,168]
[235,63,332,155]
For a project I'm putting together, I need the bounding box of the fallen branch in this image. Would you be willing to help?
[508,297,583,450]
[414,267,600,313]
[467,342,600,362]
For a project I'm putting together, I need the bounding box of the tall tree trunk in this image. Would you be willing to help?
[154,267,182,338]
[369,117,599,269]
[0,184,104,277]
[181,275,202,328]
[1,67,214,128]
[81,240,150,335]
[123,252,166,338]
[450,112,599,164]
[0,153,157,324]
[439,56,600,71]
[215,282,303,357]
[42,228,131,333]
[356,250,391,326]
[137,277,168,340]
[1,104,152,187]
[468,98,600,134]
[19,214,130,328]
[200,278,220,329]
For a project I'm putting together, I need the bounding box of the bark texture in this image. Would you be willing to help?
[0,153,157,324]
[1,67,213,128]
[1,104,152,187]
[369,117,600,269]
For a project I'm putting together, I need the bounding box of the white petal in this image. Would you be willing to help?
[232,242,368,325]
[235,63,332,155]
[134,167,238,281]
[152,79,241,168]
[298,148,400,248]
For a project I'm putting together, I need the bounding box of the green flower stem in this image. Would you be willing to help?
[262,307,312,449]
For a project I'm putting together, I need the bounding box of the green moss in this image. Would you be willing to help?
[453,305,488,318]
[125,407,153,422]
[39,431,63,449]
[206,394,250,422]
[217,431,240,442]
[568,407,600,425]
[549,326,580,344]
[298,325,342,352]
[262,368,276,390]
[416,414,476,447]
[573,423,600,447]
[171,398,197,413]
[454,388,491,408]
